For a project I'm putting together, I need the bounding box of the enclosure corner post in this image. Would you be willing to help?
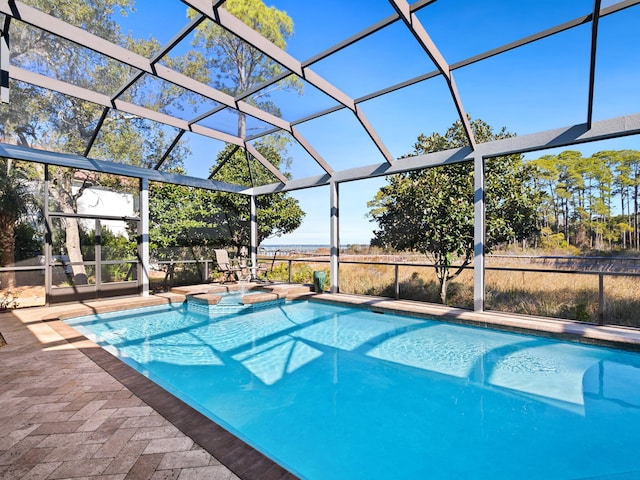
[330,180,339,293]
[139,178,150,297]
[250,194,258,279]
[473,155,485,312]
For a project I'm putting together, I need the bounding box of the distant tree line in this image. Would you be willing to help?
[530,150,640,250]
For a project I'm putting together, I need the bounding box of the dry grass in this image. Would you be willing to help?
[338,263,474,306]
[336,259,640,327]
[485,270,640,327]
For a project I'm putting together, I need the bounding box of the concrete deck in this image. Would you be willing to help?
[2,289,640,480]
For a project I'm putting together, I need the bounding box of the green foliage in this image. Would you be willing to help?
[575,303,591,322]
[0,160,36,290]
[3,0,306,276]
[14,222,43,262]
[539,227,569,249]
[2,0,201,279]
[149,178,226,259]
[268,262,290,281]
[189,0,302,132]
[80,227,136,282]
[207,143,305,251]
[291,263,314,284]
[369,118,541,304]
[531,149,640,250]
[145,1,305,258]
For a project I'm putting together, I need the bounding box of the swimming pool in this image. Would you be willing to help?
[65,300,640,479]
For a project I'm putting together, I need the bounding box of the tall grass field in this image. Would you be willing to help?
[266,254,640,328]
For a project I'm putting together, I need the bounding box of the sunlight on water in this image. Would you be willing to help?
[65,301,640,480]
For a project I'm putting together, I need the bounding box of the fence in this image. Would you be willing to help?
[8,253,633,327]
[249,255,639,328]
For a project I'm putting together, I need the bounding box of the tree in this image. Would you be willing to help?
[530,149,640,251]
[2,0,306,283]
[2,0,196,282]
[149,174,225,259]
[208,143,304,252]
[368,118,540,304]
[149,146,304,260]
[0,159,34,288]
[189,0,302,137]
[186,0,305,252]
[614,150,640,249]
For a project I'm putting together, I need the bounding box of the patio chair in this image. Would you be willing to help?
[214,249,241,283]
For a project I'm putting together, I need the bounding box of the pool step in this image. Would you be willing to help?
[185,293,222,305]
[261,283,315,300]
[241,292,284,304]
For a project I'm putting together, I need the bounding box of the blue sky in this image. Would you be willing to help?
[119,0,640,245]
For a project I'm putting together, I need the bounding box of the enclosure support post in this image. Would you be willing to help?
[44,166,51,304]
[473,155,485,312]
[330,180,339,293]
[139,178,150,297]
[598,273,605,325]
[250,194,258,280]
[394,264,400,299]
[0,17,9,103]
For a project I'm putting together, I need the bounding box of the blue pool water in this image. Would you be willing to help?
[65,301,640,479]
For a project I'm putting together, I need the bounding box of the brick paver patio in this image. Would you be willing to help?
[0,296,295,480]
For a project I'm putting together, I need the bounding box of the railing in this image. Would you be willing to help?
[153,259,215,288]
[260,256,639,327]
[153,256,323,287]
[489,254,640,266]
[110,255,640,328]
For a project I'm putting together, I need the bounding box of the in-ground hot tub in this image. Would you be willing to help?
[185,289,286,315]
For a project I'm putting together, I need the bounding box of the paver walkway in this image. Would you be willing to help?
[0,296,294,480]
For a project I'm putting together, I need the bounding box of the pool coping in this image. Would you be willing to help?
[311,293,640,352]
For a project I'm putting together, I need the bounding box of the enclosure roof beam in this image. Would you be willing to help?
[0,142,247,193]
[245,142,289,184]
[83,107,110,158]
[155,130,186,171]
[0,0,292,136]
[246,112,640,195]
[389,0,476,149]
[290,126,333,175]
[183,0,396,165]
[270,0,639,135]
[586,0,602,129]
[111,13,206,103]
[3,111,638,197]
[209,145,240,180]
[303,0,437,67]
[11,67,244,146]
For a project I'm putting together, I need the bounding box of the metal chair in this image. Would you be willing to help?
[214,249,241,283]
